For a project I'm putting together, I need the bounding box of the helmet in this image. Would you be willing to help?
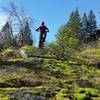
[41,21,45,26]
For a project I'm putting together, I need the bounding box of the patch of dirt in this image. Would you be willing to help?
[75,79,93,88]
[0,77,42,88]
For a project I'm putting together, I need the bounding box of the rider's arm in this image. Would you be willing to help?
[36,27,41,31]
[45,27,49,32]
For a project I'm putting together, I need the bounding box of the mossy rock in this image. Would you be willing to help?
[0,77,42,88]
[75,79,93,88]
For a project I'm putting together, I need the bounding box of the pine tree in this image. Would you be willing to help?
[87,10,97,36]
[0,22,13,48]
[82,13,88,38]
[66,9,83,47]
[82,10,97,43]
[17,21,33,46]
[54,9,83,58]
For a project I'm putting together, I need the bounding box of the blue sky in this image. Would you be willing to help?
[0,0,100,45]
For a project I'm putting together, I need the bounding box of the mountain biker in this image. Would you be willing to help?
[36,22,49,48]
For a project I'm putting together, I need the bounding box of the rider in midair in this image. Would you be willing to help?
[36,22,49,48]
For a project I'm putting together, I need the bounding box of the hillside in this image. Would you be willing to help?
[0,46,100,100]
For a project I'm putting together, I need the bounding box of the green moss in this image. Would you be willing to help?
[56,90,69,100]
[80,49,100,55]
[21,45,36,53]
[82,88,100,95]
[78,49,100,63]
[0,47,100,99]
[0,88,20,100]
[0,48,14,55]
[74,93,86,100]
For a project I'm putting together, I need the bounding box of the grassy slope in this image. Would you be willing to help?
[78,49,100,64]
[0,46,100,100]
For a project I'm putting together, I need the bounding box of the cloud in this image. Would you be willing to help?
[0,13,8,30]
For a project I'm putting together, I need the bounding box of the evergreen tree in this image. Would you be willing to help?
[53,9,83,58]
[82,10,97,43]
[87,10,97,36]
[82,13,88,38]
[0,22,13,49]
[17,21,33,46]
[66,9,83,47]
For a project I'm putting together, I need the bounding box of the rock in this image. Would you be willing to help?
[10,91,46,100]
[0,77,42,88]
[20,77,42,87]
[75,80,93,88]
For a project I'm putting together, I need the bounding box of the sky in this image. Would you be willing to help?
[0,0,100,45]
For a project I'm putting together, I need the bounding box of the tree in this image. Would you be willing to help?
[67,9,83,45]
[82,13,88,39]
[82,10,97,43]
[1,2,34,48]
[51,9,83,59]
[87,10,97,36]
[17,20,33,46]
[0,21,13,49]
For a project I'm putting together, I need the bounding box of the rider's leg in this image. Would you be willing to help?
[39,33,43,48]
[39,33,45,48]
[43,33,47,42]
